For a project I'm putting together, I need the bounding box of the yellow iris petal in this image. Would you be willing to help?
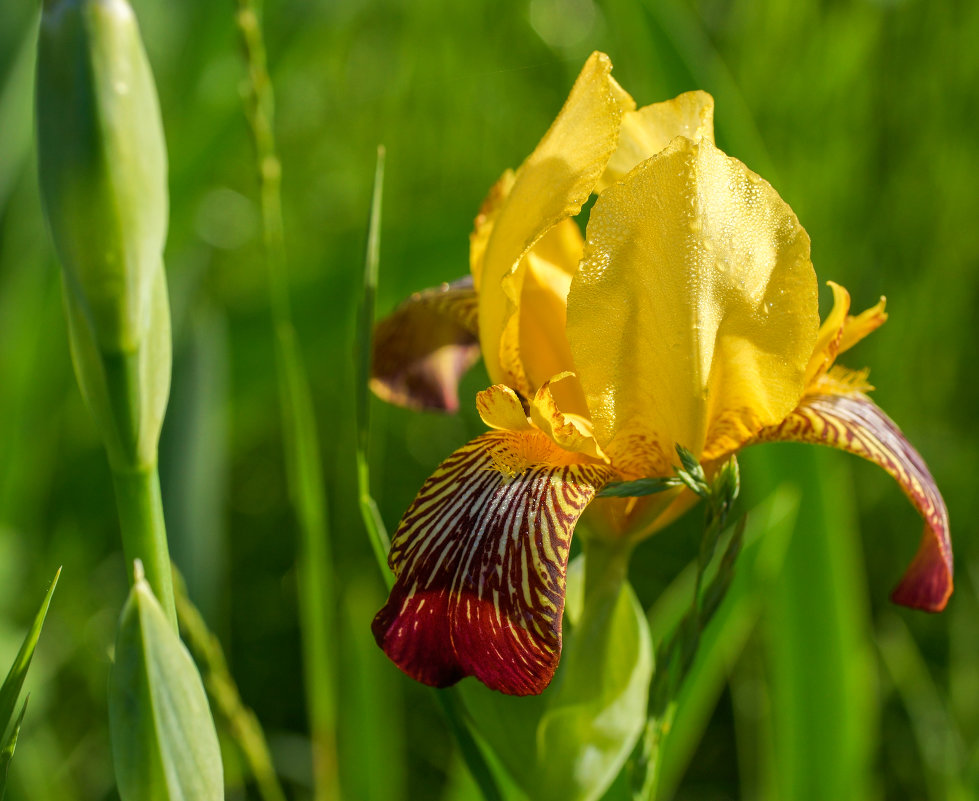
[567,137,818,475]
[509,219,586,407]
[804,280,888,393]
[529,373,608,463]
[476,384,532,431]
[597,90,715,192]
[476,51,634,392]
[839,294,887,353]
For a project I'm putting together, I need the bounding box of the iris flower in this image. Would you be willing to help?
[370,53,952,696]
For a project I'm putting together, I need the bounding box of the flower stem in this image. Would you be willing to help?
[234,3,339,798]
[583,536,631,605]
[111,465,176,628]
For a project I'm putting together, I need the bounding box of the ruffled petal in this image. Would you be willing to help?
[372,430,615,695]
[370,277,480,412]
[804,281,888,388]
[751,392,952,611]
[476,384,532,431]
[597,90,715,192]
[568,136,818,476]
[477,51,634,392]
[529,372,608,463]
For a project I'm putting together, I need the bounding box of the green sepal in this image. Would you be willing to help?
[63,270,171,471]
[36,0,169,353]
[597,477,681,498]
[108,564,223,801]
[36,0,173,471]
[461,555,653,801]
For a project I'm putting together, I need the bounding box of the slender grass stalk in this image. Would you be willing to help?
[355,148,503,801]
[174,574,287,801]
[357,147,392,572]
[233,3,339,798]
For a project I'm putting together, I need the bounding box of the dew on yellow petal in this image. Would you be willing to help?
[477,51,634,391]
[568,137,818,474]
[597,90,715,192]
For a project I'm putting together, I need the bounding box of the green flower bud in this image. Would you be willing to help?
[36,0,167,352]
[36,0,171,470]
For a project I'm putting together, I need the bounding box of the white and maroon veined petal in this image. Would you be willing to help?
[370,276,480,412]
[752,392,952,611]
[372,429,615,695]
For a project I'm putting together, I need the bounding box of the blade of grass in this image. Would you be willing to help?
[357,146,391,573]
[750,447,876,801]
[353,148,502,801]
[174,572,287,801]
[877,611,966,800]
[0,568,60,735]
[233,4,339,799]
[0,12,36,214]
[0,696,28,800]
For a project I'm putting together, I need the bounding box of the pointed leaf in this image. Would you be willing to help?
[0,697,28,800]
[0,567,60,736]
[109,568,223,801]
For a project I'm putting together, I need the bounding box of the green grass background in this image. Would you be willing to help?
[1,0,978,798]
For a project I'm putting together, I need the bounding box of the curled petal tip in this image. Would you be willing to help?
[752,392,952,613]
[890,526,953,612]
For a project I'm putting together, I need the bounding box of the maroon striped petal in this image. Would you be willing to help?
[370,276,480,412]
[372,430,615,695]
[752,392,952,611]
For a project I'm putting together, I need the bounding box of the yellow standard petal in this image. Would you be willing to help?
[597,90,715,192]
[476,51,634,393]
[567,137,818,476]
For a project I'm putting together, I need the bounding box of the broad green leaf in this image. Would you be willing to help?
[461,556,653,801]
[752,447,876,801]
[108,566,223,801]
[0,698,28,800]
[0,567,60,735]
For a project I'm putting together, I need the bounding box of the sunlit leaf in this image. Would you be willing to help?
[461,556,653,801]
[0,567,59,736]
[109,565,223,801]
[0,697,28,800]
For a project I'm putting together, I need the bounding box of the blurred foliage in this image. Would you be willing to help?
[1,0,977,798]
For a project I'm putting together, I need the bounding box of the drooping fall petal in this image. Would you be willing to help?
[372,430,614,695]
[597,90,715,192]
[370,277,480,412]
[751,392,952,611]
[568,136,818,477]
[476,51,634,392]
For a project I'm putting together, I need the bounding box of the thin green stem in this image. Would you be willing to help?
[175,575,287,801]
[582,536,631,605]
[111,465,176,628]
[353,149,502,801]
[234,3,339,799]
